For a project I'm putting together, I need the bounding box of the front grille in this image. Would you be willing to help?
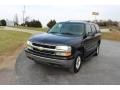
[30,42,56,55]
[32,43,56,49]
[33,47,55,55]
[26,49,71,60]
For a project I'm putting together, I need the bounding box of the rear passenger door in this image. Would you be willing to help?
[90,24,100,50]
[84,24,95,57]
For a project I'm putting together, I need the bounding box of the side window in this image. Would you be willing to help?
[86,24,92,35]
[91,24,97,33]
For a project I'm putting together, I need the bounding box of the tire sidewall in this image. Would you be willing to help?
[95,44,100,56]
[97,46,100,55]
[72,54,82,73]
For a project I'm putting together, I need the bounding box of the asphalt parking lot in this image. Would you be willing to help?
[15,40,120,85]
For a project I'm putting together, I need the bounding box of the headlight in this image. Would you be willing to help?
[55,46,72,56]
[56,46,71,51]
[27,41,32,46]
[27,41,32,49]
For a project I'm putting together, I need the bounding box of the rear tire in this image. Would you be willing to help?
[70,55,82,73]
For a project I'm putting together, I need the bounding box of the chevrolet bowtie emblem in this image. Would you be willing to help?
[38,47,44,51]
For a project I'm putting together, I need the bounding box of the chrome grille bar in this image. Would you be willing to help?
[29,44,66,52]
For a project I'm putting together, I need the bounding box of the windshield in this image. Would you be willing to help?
[48,23,85,36]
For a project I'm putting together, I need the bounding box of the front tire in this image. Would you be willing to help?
[70,55,82,73]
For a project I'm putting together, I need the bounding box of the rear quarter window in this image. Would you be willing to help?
[85,24,92,35]
[94,24,100,33]
[90,24,97,34]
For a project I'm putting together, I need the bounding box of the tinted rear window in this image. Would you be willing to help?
[95,24,100,32]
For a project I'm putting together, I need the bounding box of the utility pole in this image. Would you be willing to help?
[22,5,26,25]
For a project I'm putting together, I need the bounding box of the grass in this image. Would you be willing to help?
[102,31,120,41]
[0,30,31,55]
[12,26,48,32]
[100,26,120,31]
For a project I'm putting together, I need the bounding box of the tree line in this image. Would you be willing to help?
[0,19,56,28]
[0,19,120,28]
[22,19,56,28]
[96,20,119,27]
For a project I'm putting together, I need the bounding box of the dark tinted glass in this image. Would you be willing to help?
[95,24,100,32]
[91,24,97,33]
[49,23,85,35]
[86,24,92,34]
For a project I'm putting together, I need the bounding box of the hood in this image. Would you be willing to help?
[29,33,82,46]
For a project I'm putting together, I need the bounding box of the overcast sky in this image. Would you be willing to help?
[0,5,120,26]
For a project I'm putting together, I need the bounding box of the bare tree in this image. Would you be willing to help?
[24,16,29,22]
[22,6,26,25]
[14,13,19,26]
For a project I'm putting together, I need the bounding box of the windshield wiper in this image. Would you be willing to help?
[61,32,74,35]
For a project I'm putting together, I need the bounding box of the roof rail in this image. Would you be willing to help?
[67,20,84,22]
[67,20,91,22]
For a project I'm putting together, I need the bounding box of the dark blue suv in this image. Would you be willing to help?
[25,21,101,73]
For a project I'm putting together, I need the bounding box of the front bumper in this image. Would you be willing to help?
[25,49,74,68]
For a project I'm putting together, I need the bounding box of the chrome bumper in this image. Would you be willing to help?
[25,50,74,68]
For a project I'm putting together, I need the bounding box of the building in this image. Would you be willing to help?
[6,19,14,26]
